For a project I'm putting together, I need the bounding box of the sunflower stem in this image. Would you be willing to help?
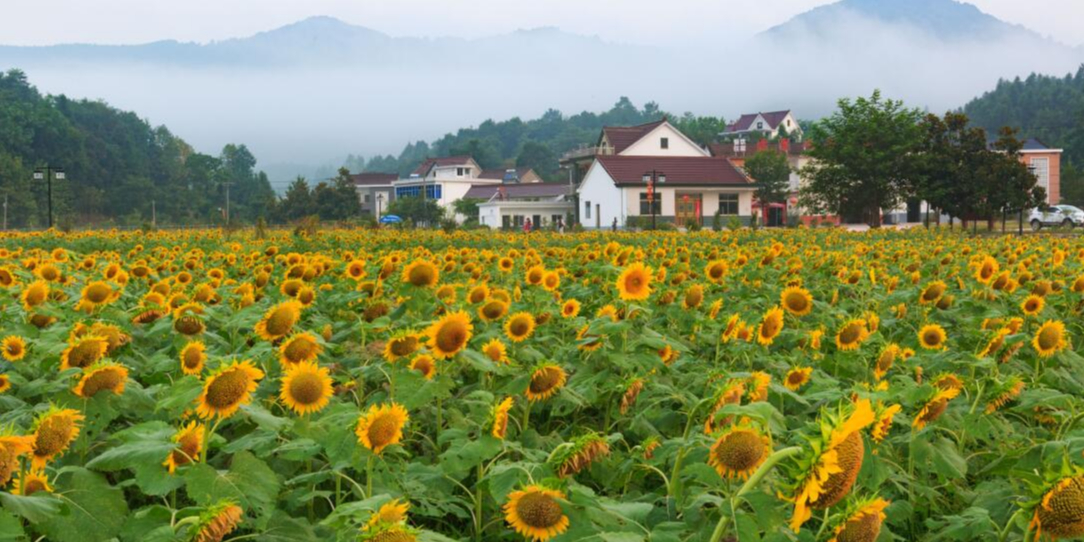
[708,446,801,542]
[522,401,532,432]
[436,396,443,446]
[998,508,1026,542]
[474,462,485,542]
[365,455,375,498]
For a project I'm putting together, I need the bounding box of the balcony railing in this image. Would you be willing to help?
[559,145,614,162]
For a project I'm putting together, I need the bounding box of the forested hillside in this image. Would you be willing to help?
[964,65,1084,204]
[357,98,728,181]
[0,69,276,228]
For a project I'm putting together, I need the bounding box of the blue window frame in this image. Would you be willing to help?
[395,185,442,199]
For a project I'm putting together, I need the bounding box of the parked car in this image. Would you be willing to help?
[1029,205,1084,230]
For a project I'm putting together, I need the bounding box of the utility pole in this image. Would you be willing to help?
[152,199,157,228]
[3,194,7,231]
[219,181,233,227]
[33,165,65,229]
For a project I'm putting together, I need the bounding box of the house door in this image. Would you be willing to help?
[906,199,921,223]
[675,193,703,228]
[768,206,784,227]
[595,204,600,229]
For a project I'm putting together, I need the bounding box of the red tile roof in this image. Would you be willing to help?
[411,155,475,176]
[464,183,569,200]
[726,110,792,132]
[350,173,397,186]
[594,155,753,187]
[601,119,667,154]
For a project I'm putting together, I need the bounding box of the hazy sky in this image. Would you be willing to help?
[2,0,1082,47]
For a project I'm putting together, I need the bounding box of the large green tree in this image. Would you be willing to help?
[744,150,791,209]
[799,91,923,226]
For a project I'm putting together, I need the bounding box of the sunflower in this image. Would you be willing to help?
[616,262,653,301]
[708,425,771,480]
[978,328,1011,359]
[1033,320,1069,358]
[188,501,243,542]
[835,320,869,352]
[560,299,580,318]
[401,259,439,288]
[985,379,1025,414]
[756,306,785,346]
[827,496,889,542]
[975,256,999,284]
[781,286,813,317]
[620,379,644,414]
[80,280,117,309]
[918,324,947,351]
[31,407,85,468]
[425,311,472,359]
[364,527,419,542]
[11,468,51,496]
[505,312,536,343]
[789,399,875,531]
[60,335,109,371]
[542,271,561,292]
[704,260,728,284]
[721,314,744,343]
[913,387,960,430]
[525,364,567,402]
[1031,475,1084,540]
[1022,294,1045,316]
[409,354,436,380]
[1,336,27,362]
[180,341,208,376]
[365,498,411,532]
[503,485,570,542]
[785,367,813,391]
[870,404,901,443]
[174,314,207,336]
[874,344,899,380]
[280,360,333,415]
[383,332,420,363]
[482,339,509,364]
[553,432,610,478]
[254,300,303,341]
[467,284,490,304]
[163,420,204,473]
[0,432,35,486]
[355,402,409,455]
[0,375,9,394]
[682,284,704,309]
[195,360,265,419]
[919,281,948,305]
[576,325,603,352]
[73,362,129,398]
[21,280,50,311]
[492,397,514,440]
[478,299,510,322]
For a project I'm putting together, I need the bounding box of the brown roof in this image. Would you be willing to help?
[710,140,809,158]
[478,167,537,181]
[464,183,569,200]
[350,172,397,186]
[594,155,753,187]
[411,155,475,176]
[601,119,667,154]
[726,110,791,132]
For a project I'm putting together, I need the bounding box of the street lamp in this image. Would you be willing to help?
[33,166,65,229]
[642,170,666,230]
[376,193,385,218]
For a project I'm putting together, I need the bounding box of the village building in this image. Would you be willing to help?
[351,172,397,217]
[720,110,803,141]
[564,119,757,229]
[469,183,573,229]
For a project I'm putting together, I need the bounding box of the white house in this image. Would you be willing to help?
[392,156,500,221]
[467,184,573,230]
[571,119,757,229]
[721,110,803,141]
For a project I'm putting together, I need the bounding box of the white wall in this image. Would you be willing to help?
[621,124,709,157]
[577,161,623,229]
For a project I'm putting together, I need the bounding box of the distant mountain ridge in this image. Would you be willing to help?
[762,0,1065,46]
[0,16,629,69]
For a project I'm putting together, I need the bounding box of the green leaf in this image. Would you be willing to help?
[156,376,203,414]
[86,440,177,471]
[0,492,63,523]
[257,515,318,542]
[0,510,26,539]
[599,533,645,542]
[931,437,968,479]
[184,450,281,519]
[39,468,129,542]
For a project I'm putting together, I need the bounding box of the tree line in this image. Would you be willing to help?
[800,91,1044,228]
[964,65,1084,204]
[0,69,278,228]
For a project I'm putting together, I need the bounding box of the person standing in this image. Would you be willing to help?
[523,218,532,233]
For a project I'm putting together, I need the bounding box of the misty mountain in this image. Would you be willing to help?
[762,0,1061,45]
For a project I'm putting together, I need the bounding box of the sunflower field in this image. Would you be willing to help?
[1,228,1083,542]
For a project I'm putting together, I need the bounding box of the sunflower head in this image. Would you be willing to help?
[828,496,890,542]
[383,332,419,363]
[504,312,536,343]
[365,498,411,532]
[1030,468,1084,541]
[255,300,303,341]
[552,432,611,478]
[912,387,960,430]
[163,420,204,473]
[73,362,129,398]
[835,320,870,352]
[188,500,243,542]
[757,306,785,346]
[503,485,570,542]
[409,354,437,380]
[356,402,409,455]
[616,262,653,301]
[1034,320,1069,358]
[560,299,581,318]
[482,339,509,364]
[60,335,109,371]
[781,286,813,316]
[708,424,771,480]
[1,336,28,362]
[180,341,208,376]
[402,259,439,288]
[0,432,36,486]
[785,367,813,391]
[918,323,947,351]
[425,311,472,359]
[31,406,85,468]
[526,364,567,402]
[195,360,265,419]
[491,397,514,440]
[12,468,52,496]
[280,360,333,415]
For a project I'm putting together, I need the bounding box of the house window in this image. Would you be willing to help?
[660,137,669,149]
[363,194,370,203]
[457,167,464,176]
[585,201,591,219]
[1031,157,1050,193]
[639,192,661,215]
[787,119,792,127]
[757,122,764,129]
[718,194,739,216]
[395,185,442,199]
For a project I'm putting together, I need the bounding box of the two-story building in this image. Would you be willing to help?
[351,173,398,217]
[390,156,501,221]
[721,110,803,141]
[570,119,757,229]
